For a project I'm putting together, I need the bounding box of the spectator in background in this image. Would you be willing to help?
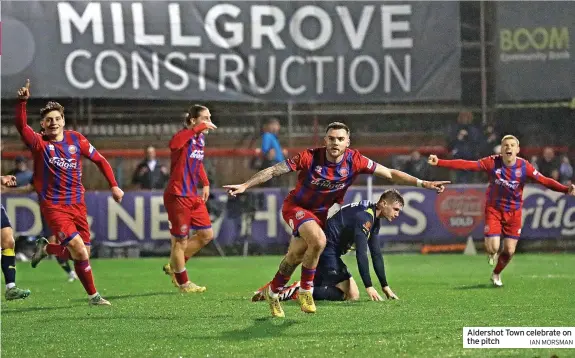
[403,150,429,179]
[259,118,287,187]
[132,145,169,190]
[559,155,573,185]
[536,147,560,181]
[8,156,33,187]
[480,124,499,157]
[448,128,476,183]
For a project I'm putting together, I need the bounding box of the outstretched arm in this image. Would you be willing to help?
[224,161,291,196]
[373,164,449,193]
[428,154,483,172]
[527,163,571,194]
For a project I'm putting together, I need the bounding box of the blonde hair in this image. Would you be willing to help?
[501,135,519,146]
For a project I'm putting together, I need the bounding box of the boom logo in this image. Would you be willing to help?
[500,27,569,52]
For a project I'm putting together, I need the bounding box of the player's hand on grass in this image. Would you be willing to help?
[382,286,399,300]
[17,79,31,101]
[202,186,210,202]
[1,175,17,187]
[366,287,383,301]
[111,186,124,203]
[223,184,247,197]
[423,180,450,193]
[427,155,439,166]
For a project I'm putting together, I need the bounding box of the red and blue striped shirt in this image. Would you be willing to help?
[438,155,569,211]
[164,128,209,197]
[284,148,376,213]
[15,101,118,205]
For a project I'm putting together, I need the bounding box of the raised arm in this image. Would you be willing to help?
[15,79,40,149]
[428,154,484,172]
[169,122,214,151]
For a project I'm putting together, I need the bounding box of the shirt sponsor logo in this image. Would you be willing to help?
[49,157,77,169]
[310,178,346,190]
[495,178,520,190]
[189,149,204,160]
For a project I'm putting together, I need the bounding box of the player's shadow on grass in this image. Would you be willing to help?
[1,305,73,315]
[454,284,493,290]
[68,291,174,302]
[209,317,299,341]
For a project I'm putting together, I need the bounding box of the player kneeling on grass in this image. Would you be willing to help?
[15,80,124,305]
[162,105,217,293]
[253,190,403,303]
[428,135,575,287]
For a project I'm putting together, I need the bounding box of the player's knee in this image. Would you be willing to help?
[346,292,360,301]
[503,247,515,256]
[307,234,326,253]
[0,229,15,249]
[66,236,89,260]
[197,229,214,245]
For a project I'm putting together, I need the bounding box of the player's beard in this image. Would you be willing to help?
[327,147,344,160]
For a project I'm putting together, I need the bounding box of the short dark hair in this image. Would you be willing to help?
[378,189,404,206]
[40,101,64,119]
[185,104,208,125]
[325,122,350,134]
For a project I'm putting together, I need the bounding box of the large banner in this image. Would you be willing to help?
[1,1,461,102]
[496,2,575,101]
[2,186,574,248]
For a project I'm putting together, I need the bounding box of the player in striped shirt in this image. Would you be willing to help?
[162,105,217,293]
[429,135,575,286]
[15,79,124,305]
[225,122,449,317]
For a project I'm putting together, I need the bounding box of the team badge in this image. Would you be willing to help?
[180,224,188,234]
[295,211,305,220]
[484,225,490,234]
[515,169,522,177]
[315,166,322,174]
[68,145,77,154]
[338,167,349,177]
[367,159,374,169]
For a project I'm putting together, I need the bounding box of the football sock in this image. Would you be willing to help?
[300,266,317,291]
[46,243,66,256]
[74,260,97,295]
[1,248,17,289]
[493,252,512,275]
[313,286,345,301]
[56,256,72,274]
[184,256,190,263]
[270,272,291,294]
[174,268,189,285]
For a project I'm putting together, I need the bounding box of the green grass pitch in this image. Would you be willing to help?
[2,254,575,357]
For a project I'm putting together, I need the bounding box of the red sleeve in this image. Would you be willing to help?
[78,134,118,188]
[285,150,313,172]
[169,123,209,151]
[198,162,209,186]
[526,161,569,193]
[15,100,41,150]
[437,158,488,172]
[353,152,376,174]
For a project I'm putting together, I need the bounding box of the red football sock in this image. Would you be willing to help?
[174,269,189,285]
[493,253,512,275]
[300,266,317,291]
[74,260,97,295]
[270,271,291,294]
[46,243,66,256]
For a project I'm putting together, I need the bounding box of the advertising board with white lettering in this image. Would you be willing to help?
[2,186,573,247]
[495,2,575,101]
[1,1,461,102]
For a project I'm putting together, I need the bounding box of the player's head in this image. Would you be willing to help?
[40,101,65,138]
[500,135,520,161]
[185,104,211,133]
[324,122,350,159]
[376,189,404,222]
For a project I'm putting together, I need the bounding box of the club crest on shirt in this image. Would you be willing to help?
[295,211,305,220]
[68,145,77,154]
[515,169,522,177]
[338,167,349,177]
[180,224,188,234]
[314,166,322,174]
[484,225,490,234]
